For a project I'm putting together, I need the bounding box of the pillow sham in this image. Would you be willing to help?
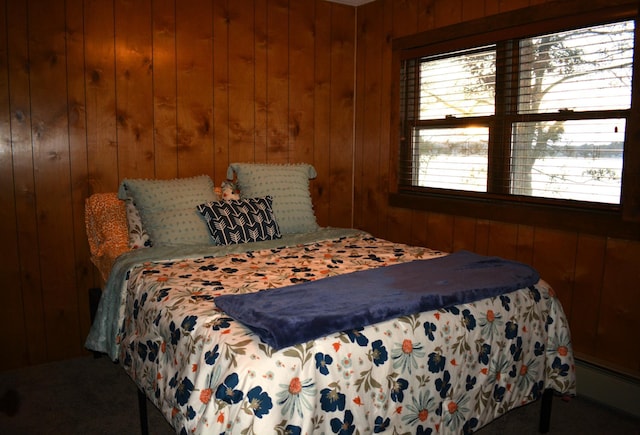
[124,200,152,249]
[226,163,319,234]
[118,175,218,246]
[84,192,131,282]
[197,196,281,245]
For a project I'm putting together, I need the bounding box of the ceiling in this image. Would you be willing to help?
[326,0,376,6]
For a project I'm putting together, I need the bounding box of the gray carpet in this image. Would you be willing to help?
[0,355,638,434]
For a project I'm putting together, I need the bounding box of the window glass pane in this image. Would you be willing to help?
[510,119,624,204]
[518,20,634,114]
[419,47,496,119]
[412,127,488,191]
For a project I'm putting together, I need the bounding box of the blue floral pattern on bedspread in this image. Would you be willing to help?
[115,233,575,434]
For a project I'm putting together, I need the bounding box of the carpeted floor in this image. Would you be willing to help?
[0,355,638,434]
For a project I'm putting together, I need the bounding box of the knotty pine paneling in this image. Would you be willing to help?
[598,238,640,373]
[571,234,606,358]
[515,224,535,265]
[485,221,519,260]
[6,0,48,367]
[66,0,94,357]
[451,216,476,253]
[327,6,355,229]
[0,0,30,367]
[354,2,384,236]
[290,0,318,166]
[0,0,355,371]
[380,0,416,245]
[532,228,578,311]
[30,0,81,363]
[115,0,155,180]
[85,0,119,193]
[426,212,455,253]
[228,0,260,164]
[460,0,487,22]
[354,0,640,376]
[311,0,333,226]
[152,0,179,180]
[266,0,290,161]
[211,0,230,179]
[176,0,215,177]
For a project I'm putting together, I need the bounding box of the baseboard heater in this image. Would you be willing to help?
[574,358,640,419]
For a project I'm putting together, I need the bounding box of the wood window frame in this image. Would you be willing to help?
[389,0,640,240]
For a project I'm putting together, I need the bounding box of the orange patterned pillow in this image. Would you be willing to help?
[85,193,131,282]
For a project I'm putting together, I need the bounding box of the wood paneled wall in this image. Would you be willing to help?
[353,0,640,377]
[0,0,355,371]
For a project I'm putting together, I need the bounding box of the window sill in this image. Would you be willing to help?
[389,191,640,240]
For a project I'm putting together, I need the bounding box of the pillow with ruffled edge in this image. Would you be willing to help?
[118,175,218,246]
[85,192,131,282]
[197,196,281,245]
[227,163,319,234]
[124,200,152,249]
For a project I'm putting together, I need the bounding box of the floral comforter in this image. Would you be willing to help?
[89,231,576,434]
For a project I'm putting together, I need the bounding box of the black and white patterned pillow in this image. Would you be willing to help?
[197,196,281,245]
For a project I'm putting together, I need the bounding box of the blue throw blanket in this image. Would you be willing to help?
[214,250,540,350]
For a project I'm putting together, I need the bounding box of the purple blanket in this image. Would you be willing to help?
[214,250,540,349]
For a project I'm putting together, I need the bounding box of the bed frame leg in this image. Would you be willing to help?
[88,288,102,359]
[137,389,149,435]
[538,388,553,433]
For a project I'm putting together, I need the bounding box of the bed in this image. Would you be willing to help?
[85,163,576,435]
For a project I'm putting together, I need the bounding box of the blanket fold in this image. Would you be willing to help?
[214,250,540,350]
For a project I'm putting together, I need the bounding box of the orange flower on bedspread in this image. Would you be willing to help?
[200,388,212,404]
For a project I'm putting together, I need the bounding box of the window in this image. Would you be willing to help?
[391,2,640,239]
